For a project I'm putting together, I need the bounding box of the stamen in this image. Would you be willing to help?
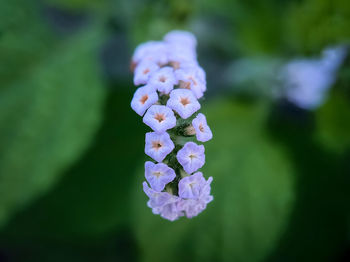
[152,141,163,150]
[154,113,165,123]
[179,80,191,90]
[189,154,197,160]
[153,171,163,178]
[180,97,190,106]
[140,95,148,104]
[159,76,167,83]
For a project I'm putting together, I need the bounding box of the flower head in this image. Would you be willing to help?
[177,142,205,174]
[145,161,176,191]
[145,132,175,162]
[131,85,158,116]
[148,67,177,94]
[192,113,212,142]
[132,31,213,221]
[143,105,176,133]
[134,60,160,86]
[166,89,200,119]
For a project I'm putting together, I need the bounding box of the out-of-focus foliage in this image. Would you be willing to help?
[0,0,350,261]
[0,90,145,240]
[44,0,108,10]
[315,66,350,153]
[132,99,294,262]
[0,0,107,227]
[286,0,350,53]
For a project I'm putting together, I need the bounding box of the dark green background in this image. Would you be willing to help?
[0,0,350,261]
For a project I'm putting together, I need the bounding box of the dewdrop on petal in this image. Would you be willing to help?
[130,30,214,221]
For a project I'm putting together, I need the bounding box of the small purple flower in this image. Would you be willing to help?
[148,67,177,94]
[180,63,207,88]
[178,172,206,199]
[177,142,205,174]
[143,182,173,207]
[177,176,213,218]
[145,161,176,191]
[166,89,200,119]
[145,132,175,162]
[151,198,183,221]
[164,30,197,50]
[134,61,160,86]
[143,105,176,133]
[175,68,205,99]
[192,113,213,142]
[132,41,168,65]
[167,45,196,65]
[131,85,158,116]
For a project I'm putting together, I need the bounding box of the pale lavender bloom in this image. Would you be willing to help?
[175,68,205,98]
[177,142,205,174]
[164,30,197,50]
[282,45,347,110]
[132,41,168,65]
[166,89,200,119]
[180,62,206,87]
[177,176,213,218]
[134,60,160,86]
[145,161,176,191]
[167,45,197,65]
[143,105,176,133]
[178,172,206,199]
[150,197,183,221]
[143,182,173,207]
[164,31,197,69]
[148,67,177,94]
[192,113,212,142]
[145,132,175,162]
[131,85,158,116]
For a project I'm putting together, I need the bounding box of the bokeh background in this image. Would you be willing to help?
[1,0,350,261]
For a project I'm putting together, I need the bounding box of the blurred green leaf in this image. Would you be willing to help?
[44,0,108,10]
[131,99,295,262]
[0,26,107,227]
[0,89,146,240]
[286,0,350,53]
[0,0,56,85]
[315,91,350,153]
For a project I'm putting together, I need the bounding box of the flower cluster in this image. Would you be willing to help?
[131,30,213,221]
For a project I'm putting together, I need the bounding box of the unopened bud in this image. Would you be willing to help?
[184,125,196,136]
